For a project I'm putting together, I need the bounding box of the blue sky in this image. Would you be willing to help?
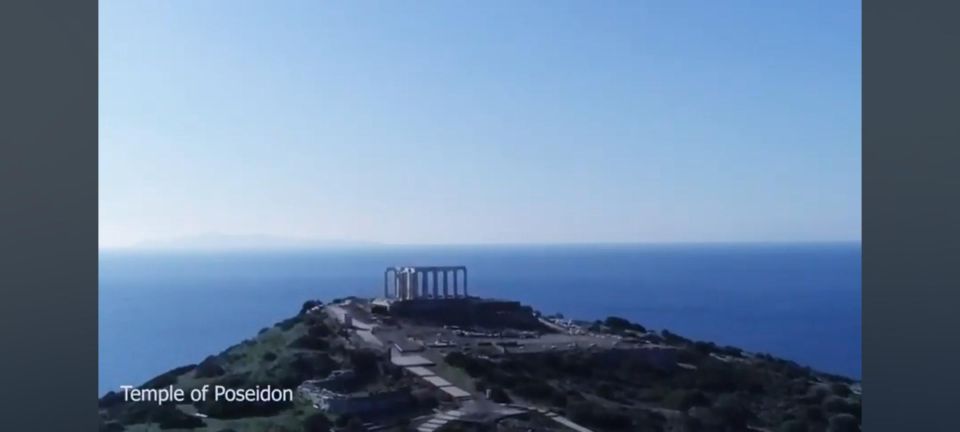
[99,1,861,248]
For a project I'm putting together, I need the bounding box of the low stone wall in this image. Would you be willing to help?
[300,384,413,416]
[327,389,412,416]
[391,298,543,330]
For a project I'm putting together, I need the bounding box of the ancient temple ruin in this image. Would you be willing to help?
[383,266,468,300]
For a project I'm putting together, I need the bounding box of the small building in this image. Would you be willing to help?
[438,385,472,401]
[389,347,435,367]
[393,339,425,354]
[299,384,412,416]
[302,369,356,392]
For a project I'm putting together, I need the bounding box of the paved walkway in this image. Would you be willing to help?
[328,304,592,432]
[416,409,464,432]
[529,406,595,432]
[325,305,375,330]
[356,329,383,346]
[326,304,383,349]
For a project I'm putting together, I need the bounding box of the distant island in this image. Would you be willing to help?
[99,266,861,432]
[123,234,381,251]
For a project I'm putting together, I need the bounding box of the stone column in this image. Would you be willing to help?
[383,269,389,298]
[417,271,422,299]
[407,271,415,299]
[418,270,426,298]
[442,270,449,298]
[462,267,468,297]
[397,272,403,299]
[453,269,459,297]
[404,271,410,300]
[424,270,430,298]
[412,270,419,299]
[409,271,415,299]
[414,270,420,298]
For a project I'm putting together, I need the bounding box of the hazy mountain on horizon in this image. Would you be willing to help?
[118,233,381,251]
[106,235,862,252]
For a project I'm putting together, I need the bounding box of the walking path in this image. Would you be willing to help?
[356,329,383,346]
[325,304,593,432]
[528,406,595,432]
[326,304,383,348]
[416,409,464,432]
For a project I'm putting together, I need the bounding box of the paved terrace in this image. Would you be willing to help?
[325,299,597,432]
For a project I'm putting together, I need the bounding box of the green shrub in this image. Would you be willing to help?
[308,323,332,338]
[115,402,204,429]
[115,402,156,424]
[604,316,632,329]
[303,413,332,432]
[778,419,809,432]
[300,300,323,315]
[462,358,493,378]
[688,406,723,430]
[693,341,718,356]
[346,417,365,432]
[567,401,632,430]
[679,413,703,432]
[349,349,380,377]
[489,387,512,403]
[719,345,743,357]
[288,335,329,350]
[713,394,751,430]
[140,364,196,389]
[194,356,226,378]
[334,414,353,427]
[444,351,467,367]
[830,382,851,397]
[661,329,692,344]
[155,405,205,429]
[269,352,337,388]
[98,391,125,409]
[823,395,860,418]
[603,316,647,332]
[663,389,710,411]
[693,361,739,393]
[412,389,439,409]
[99,420,125,432]
[801,405,826,423]
[827,413,860,432]
[514,380,556,400]
[275,316,301,331]
[797,384,831,405]
[195,397,291,420]
[596,382,616,400]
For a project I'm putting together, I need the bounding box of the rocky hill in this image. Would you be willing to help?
[98,298,861,432]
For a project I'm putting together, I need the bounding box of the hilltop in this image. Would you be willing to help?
[99,297,861,432]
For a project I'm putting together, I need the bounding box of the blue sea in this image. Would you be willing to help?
[98,243,861,395]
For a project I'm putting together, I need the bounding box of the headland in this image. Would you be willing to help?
[99,266,861,432]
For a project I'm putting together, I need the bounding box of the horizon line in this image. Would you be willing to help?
[98,239,862,252]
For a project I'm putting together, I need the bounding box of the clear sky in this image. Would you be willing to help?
[99,1,861,248]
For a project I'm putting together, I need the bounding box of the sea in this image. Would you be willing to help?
[98,243,861,395]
